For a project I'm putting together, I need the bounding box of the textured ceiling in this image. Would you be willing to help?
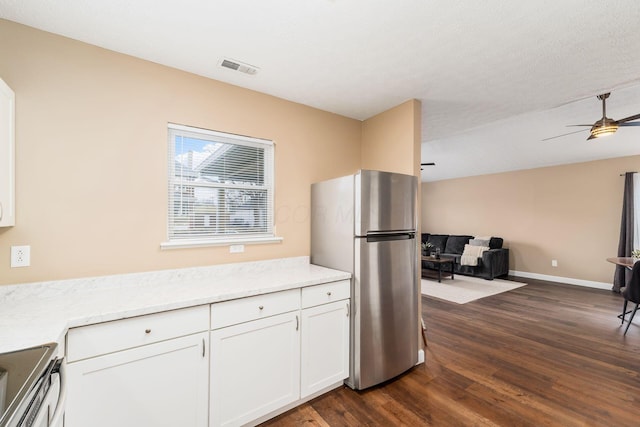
[1,0,640,181]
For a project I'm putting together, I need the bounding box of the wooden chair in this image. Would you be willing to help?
[621,261,640,335]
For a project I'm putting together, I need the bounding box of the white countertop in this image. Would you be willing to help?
[0,257,350,354]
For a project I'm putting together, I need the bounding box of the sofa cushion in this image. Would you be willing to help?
[489,237,503,249]
[469,238,490,247]
[444,235,472,255]
[426,234,448,253]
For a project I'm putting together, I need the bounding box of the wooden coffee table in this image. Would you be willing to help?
[421,256,455,283]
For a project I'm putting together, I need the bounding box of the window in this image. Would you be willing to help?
[162,124,278,248]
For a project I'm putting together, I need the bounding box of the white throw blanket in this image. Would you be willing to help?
[460,244,489,266]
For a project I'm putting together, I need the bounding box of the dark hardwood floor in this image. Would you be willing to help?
[261,277,640,426]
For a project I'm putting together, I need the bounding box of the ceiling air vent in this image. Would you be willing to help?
[219,58,259,75]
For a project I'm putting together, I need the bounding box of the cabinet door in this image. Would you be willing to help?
[210,311,300,427]
[300,300,350,398]
[65,332,208,427]
[0,77,15,227]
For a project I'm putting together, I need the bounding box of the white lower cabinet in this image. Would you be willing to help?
[300,299,350,398]
[62,281,351,427]
[66,332,209,427]
[65,306,209,427]
[210,311,301,427]
[209,280,350,427]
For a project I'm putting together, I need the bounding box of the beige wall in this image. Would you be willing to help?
[0,20,366,285]
[422,155,640,284]
[0,20,422,286]
[362,100,421,176]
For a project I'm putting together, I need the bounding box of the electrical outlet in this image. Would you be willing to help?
[229,244,245,254]
[551,259,558,267]
[11,245,31,268]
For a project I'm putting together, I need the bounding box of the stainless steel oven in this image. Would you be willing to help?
[0,343,65,427]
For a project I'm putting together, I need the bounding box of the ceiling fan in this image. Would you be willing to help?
[544,92,640,141]
[421,162,435,170]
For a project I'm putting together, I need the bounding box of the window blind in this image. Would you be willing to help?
[167,124,274,244]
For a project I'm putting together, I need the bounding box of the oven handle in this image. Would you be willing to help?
[49,359,67,427]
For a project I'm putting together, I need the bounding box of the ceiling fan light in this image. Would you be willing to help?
[590,117,618,138]
[590,125,618,138]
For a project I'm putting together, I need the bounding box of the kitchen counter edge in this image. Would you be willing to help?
[0,256,351,354]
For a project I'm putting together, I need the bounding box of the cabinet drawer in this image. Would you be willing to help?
[301,280,350,309]
[67,305,209,362]
[211,289,300,330]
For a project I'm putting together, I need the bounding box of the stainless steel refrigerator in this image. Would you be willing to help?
[311,169,418,390]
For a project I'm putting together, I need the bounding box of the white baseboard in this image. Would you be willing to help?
[417,348,425,364]
[509,270,611,290]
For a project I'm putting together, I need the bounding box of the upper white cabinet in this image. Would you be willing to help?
[0,77,15,227]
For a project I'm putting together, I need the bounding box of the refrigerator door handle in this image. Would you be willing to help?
[366,232,415,242]
[365,230,415,236]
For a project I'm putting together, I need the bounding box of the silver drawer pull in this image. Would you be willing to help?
[327,291,332,296]
[259,305,264,310]
[346,302,350,317]
[145,329,151,334]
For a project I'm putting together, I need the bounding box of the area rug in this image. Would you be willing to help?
[421,275,526,304]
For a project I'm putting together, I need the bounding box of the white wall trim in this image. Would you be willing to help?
[160,236,283,250]
[509,270,611,290]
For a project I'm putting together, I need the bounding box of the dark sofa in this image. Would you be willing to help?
[421,233,509,280]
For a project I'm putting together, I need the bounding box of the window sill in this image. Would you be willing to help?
[160,236,284,250]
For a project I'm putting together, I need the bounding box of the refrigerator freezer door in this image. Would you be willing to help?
[355,170,417,236]
[351,235,418,389]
